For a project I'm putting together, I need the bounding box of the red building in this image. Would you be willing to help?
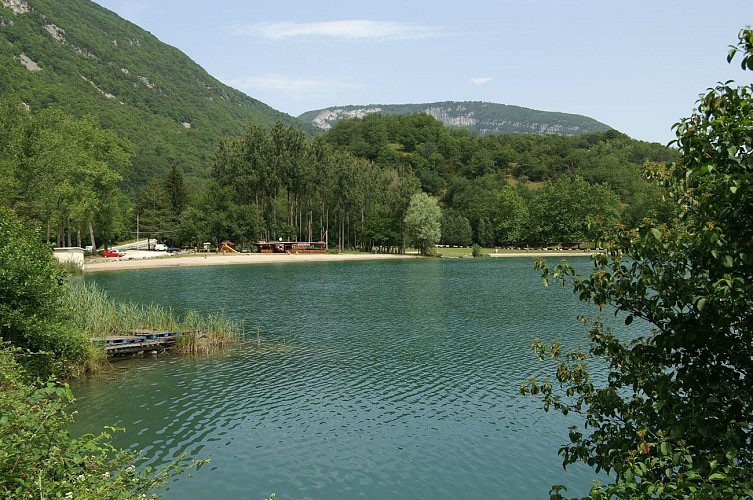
[253,241,327,254]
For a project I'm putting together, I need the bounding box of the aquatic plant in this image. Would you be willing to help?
[174,309,242,355]
[63,282,241,356]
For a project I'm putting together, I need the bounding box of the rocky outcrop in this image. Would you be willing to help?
[300,101,611,137]
[1,0,28,14]
[18,53,40,71]
[312,107,383,130]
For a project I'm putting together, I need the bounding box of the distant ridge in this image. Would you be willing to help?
[299,101,612,136]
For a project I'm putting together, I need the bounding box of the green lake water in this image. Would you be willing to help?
[71,257,628,499]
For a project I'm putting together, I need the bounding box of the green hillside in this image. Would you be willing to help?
[299,101,612,136]
[0,0,312,191]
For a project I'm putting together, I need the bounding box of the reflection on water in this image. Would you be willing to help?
[70,257,617,499]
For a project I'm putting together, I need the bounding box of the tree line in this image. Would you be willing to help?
[0,99,676,254]
[134,115,675,253]
[0,100,131,251]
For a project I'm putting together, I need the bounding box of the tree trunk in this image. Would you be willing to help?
[88,220,97,253]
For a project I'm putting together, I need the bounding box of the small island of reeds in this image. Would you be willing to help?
[65,282,241,359]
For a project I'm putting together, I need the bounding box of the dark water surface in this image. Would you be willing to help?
[71,257,617,499]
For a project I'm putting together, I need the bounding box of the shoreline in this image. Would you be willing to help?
[84,250,595,273]
[84,252,415,272]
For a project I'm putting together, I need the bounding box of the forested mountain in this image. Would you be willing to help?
[299,101,612,136]
[0,0,677,254]
[0,0,312,192]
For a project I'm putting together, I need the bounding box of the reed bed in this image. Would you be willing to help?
[174,309,242,355]
[64,282,241,355]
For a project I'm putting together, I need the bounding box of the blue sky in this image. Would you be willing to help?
[95,0,752,144]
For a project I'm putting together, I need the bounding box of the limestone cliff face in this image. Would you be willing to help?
[300,101,611,137]
[311,107,383,130]
[1,0,29,14]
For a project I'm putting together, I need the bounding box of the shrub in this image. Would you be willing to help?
[0,344,206,499]
[0,208,89,374]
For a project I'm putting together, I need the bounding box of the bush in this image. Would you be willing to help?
[0,344,206,499]
[0,209,89,374]
[524,28,753,498]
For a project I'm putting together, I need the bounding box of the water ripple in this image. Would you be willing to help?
[70,258,631,499]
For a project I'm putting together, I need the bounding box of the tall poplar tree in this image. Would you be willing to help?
[403,192,441,256]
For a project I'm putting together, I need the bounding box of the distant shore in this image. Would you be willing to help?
[84,249,595,273]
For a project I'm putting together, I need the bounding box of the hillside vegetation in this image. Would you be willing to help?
[0,0,312,191]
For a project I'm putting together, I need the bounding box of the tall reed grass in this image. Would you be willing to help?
[174,309,242,355]
[63,282,241,356]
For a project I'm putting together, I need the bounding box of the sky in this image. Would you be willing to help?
[94,0,753,145]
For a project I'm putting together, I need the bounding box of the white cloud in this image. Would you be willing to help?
[232,20,444,41]
[469,76,493,86]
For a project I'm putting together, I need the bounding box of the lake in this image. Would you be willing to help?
[71,256,622,499]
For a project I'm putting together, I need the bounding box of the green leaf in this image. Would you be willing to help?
[650,228,662,240]
[697,298,706,311]
[660,441,670,455]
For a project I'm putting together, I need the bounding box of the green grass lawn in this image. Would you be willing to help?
[435,246,474,257]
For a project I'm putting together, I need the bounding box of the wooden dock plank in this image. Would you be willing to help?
[92,332,182,356]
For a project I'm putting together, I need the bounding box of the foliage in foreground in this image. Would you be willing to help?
[0,208,215,497]
[522,28,753,498]
[0,345,206,499]
[0,207,92,376]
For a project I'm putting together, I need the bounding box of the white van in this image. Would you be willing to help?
[155,243,168,251]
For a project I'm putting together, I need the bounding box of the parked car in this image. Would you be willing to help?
[167,247,180,253]
[155,243,168,251]
[101,249,124,258]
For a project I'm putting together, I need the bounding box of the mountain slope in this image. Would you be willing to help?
[299,101,612,136]
[0,0,312,190]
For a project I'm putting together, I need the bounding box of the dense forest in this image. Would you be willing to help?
[187,113,675,252]
[0,91,676,253]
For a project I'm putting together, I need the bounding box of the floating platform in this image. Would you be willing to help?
[91,331,181,357]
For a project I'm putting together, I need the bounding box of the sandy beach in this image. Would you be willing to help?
[84,251,418,272]
[84,249,594,272]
